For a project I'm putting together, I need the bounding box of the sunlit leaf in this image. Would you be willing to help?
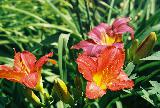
[141,87,155,106]
[124,62,135,76]
[140,51,160,60]
[58,33,70,82]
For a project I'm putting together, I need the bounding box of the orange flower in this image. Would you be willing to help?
[72,17,134,56]
[76,46,134,99]
[0,50,56,89]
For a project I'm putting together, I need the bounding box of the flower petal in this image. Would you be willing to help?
[21,72,38,88]
[14,52,22,71]
[88,23,110,44]
[0,70,25,82]
[92,46,125,89]
[112,17,134,39]
[108,70,134,91]
[71,40,106,56]
[97,45,125,73]
[0,65,13,71]
[71,40,96,50]
[35,52,53,71]
[76,54,97,81]
[114,25,134,39]
[113,43,124,49]
[112,17,130,28]
[20,51,37,73]
[86,82,106,99]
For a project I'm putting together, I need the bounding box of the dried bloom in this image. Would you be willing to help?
[0,50,56,89]
[76,46,134,99]
[71,17,134,56]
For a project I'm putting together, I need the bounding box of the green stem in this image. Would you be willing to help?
[99,1,118,14]
[107,0,115,23]
[106,90,143,108]
[106,93,133,108]
[135,69,160,84]
[137,61,160,72]
[84,0,91,31]
[142,69,160,83]
[75,0,84,38]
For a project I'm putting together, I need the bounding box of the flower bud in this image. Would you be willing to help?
[54,78,74,105]
[35,77,44,93]
[134,32,157,63]
[23,88,44,106]
[128,39,139,61]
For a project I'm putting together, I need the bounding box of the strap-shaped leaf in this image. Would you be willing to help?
[140,51,160,60]
[124,62,135,76]
[58,34,70,82]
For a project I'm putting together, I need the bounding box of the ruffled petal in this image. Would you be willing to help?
[97,45,125,73]
[20,51,37,73]
[14,52,22,71]
[114,25,134,39]
[92,46,125,88]
[0,65,13,71]
[108,70,134,91]
[0,70,25,82]
[71,40,106,56]
[86,82,106,99]
[113,43,124,49]
[112,17,134,39]
[88,23,110,44]
[35,52,53,72]
[71,40,96,50]
[112,17,130,28]
[21,72,38,88]
[76,54,97,81]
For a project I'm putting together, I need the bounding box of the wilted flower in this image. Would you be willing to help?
[71,17,134,56]
[0,50,55,90]
[76,46,134,99]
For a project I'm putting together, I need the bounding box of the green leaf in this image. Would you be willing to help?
[0,56,13,65]
[148,81,160,94]
[0,97,10,108]
[45,0,81,37]
[116,101,123,108]
[56,101,64,108]
[1,5,47,23]
[124,62,135,76]
[129,73,137,79]
[141,87,155,106]
[140,51,160,60]
[58,33,70,82]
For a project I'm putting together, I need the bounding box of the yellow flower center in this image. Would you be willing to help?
[101,33,122,45]
[92,72,107,90]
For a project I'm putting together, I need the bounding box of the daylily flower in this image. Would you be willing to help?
[76,46,134,99]
[71,17,134,56]
[0,50,56,89]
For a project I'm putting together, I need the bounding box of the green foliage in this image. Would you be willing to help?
[58,33,70,82]
[141,51,160,60]
[124,62,135,76]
